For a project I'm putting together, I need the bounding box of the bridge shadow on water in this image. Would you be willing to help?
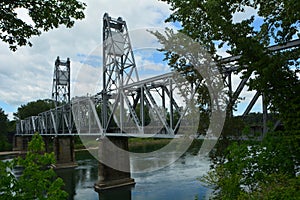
[55,140,210,200]
[56,150,134,200]
[97,186,133,200]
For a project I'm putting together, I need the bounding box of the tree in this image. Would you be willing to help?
[158,0,300,198]
[0,0,86,51]
[14,99,56,120]
[0,108,10,151]
[135,103,151,126]
[201,138,300,199]
[160,0,300,129]
[0,133,68,199]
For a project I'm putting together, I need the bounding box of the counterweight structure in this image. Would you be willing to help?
[99,13,184,135]
[102,13,139,133]
[52,56,71,107]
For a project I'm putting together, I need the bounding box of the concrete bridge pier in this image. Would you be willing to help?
[97,186,132,199]
[53,136,77,168]
[13,136,31,151]
[43,137,52,153]
[94,137,135,191]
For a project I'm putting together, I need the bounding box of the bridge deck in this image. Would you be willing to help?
[14,133,207,139]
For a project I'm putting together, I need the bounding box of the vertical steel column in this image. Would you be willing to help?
[262,93,268,137]
[120,68,124,132]
[169,79,173,129]
[102,15,108,132]
[227,71,233,117]
[140,86,144,132]
[162,86,166,109]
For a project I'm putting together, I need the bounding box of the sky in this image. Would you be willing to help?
[0,0,263,120]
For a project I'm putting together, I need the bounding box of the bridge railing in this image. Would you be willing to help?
[16,103,75,136]
[71,97,104,136]
[15,72,200,137]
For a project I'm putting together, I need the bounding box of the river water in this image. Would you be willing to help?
[56,149,212,200]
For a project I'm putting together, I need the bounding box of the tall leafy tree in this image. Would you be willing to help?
[14,99,55,120]
[0,0,86,51]
[159,0,300,198]
[0,133,68,199]
[160,0,300,130]
[135,103,151,126]
[0,108,8,133]
[0,108,10,151]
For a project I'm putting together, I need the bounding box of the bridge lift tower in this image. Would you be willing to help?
[101,13,139,133]
[98,13,183,136]
[52,56,71,107]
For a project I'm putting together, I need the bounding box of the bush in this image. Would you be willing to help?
[0,133,68,199]
[201,134,300,199]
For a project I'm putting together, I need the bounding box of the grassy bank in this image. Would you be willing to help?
[129,138,204,153]
[74,136,205,154]
[128,138,171,153]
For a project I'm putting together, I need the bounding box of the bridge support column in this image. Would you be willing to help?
[43,137,52,153]
[53,136,77,168]
[13,136,30,151]
[94,137,135,191]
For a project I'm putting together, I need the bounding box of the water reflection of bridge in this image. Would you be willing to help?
[13,13,300,190]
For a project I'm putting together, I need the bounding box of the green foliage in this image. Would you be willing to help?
[0,160,17,198]
[0,108,11,151]
[0,108,8,133]
[0,0,86,51]
[135,103,151,126]
[160,1,300,199]
[201,134,299,199]
[166,108,180,130]
[222,116,245,138]
[161,0,300,130]
[162,0,300,51]
[0,133,68,199]
[14,99,55,120]
[250,174,300,200]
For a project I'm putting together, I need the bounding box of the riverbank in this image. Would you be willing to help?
[74,138,172,152]
[0,151,22,156]
[1,137,205,157]
[128,138,171,152]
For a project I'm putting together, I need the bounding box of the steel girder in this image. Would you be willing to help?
[220,39,300,134]
[16,104,74,136]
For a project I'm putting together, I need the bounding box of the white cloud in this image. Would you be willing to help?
[71,61,102,97]
[230,73,263,115]
[0,0,173,116]
[1,0,265,121]
[232,6,258,23]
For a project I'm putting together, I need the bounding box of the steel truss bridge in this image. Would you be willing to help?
[16,13,300,138]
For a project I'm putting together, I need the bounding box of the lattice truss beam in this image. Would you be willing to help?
[16,104,74,135]
[100,72,198,135]
[71,74,197,136]
[220,39,300,134]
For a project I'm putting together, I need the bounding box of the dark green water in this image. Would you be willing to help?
[56,149,212,200]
